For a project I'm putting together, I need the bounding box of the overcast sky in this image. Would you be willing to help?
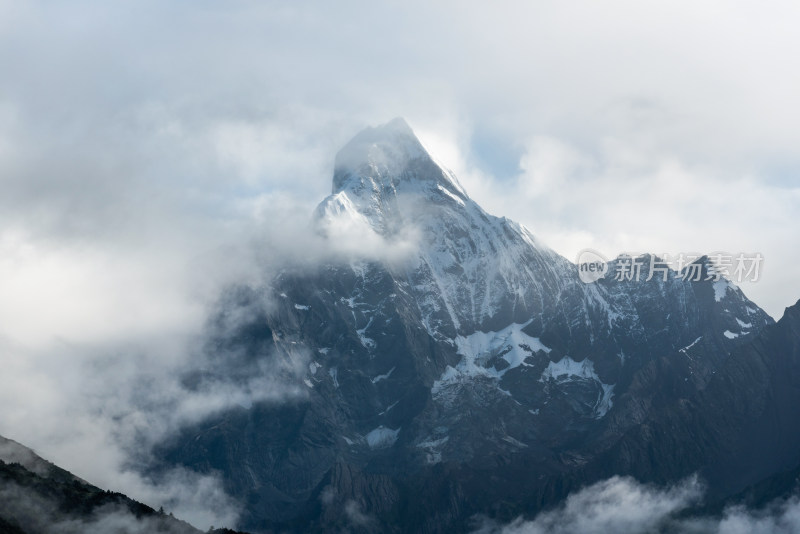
[1,0,799,528]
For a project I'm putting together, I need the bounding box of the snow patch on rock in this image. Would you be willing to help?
[539,357,615,418]
[365,426,400,449]
[713,279,731,302]
[372,367,395,383]
[431,322,551,394]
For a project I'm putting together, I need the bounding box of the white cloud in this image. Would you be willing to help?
[1,0,799,529]
[472,476,703,534]
[713,499,800,534]
[473,476,800,534]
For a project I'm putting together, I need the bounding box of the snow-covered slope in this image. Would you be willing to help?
[316,118,572,340]
[309,119,770,413]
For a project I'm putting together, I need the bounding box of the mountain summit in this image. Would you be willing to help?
[332,117,466,197]
[318,118,468,237]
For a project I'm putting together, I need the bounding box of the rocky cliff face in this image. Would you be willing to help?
[159,119,780,533]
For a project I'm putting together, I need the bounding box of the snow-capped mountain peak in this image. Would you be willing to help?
[332,117,425,189]
[319,118,469,235]
[313,119,574,338]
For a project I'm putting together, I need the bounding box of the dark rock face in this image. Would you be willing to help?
[159,119,788,533]
[699,301,800,496]
[576,299,800,510]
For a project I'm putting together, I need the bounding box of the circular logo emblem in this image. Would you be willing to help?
[576,249,609,283]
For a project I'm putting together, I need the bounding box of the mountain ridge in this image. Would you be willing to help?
[148,119,789,532]
[0,435,247,534]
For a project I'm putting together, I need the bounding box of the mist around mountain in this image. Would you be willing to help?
[0,435,248,534]
[152,119,800,532]
[3,119,800,534]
